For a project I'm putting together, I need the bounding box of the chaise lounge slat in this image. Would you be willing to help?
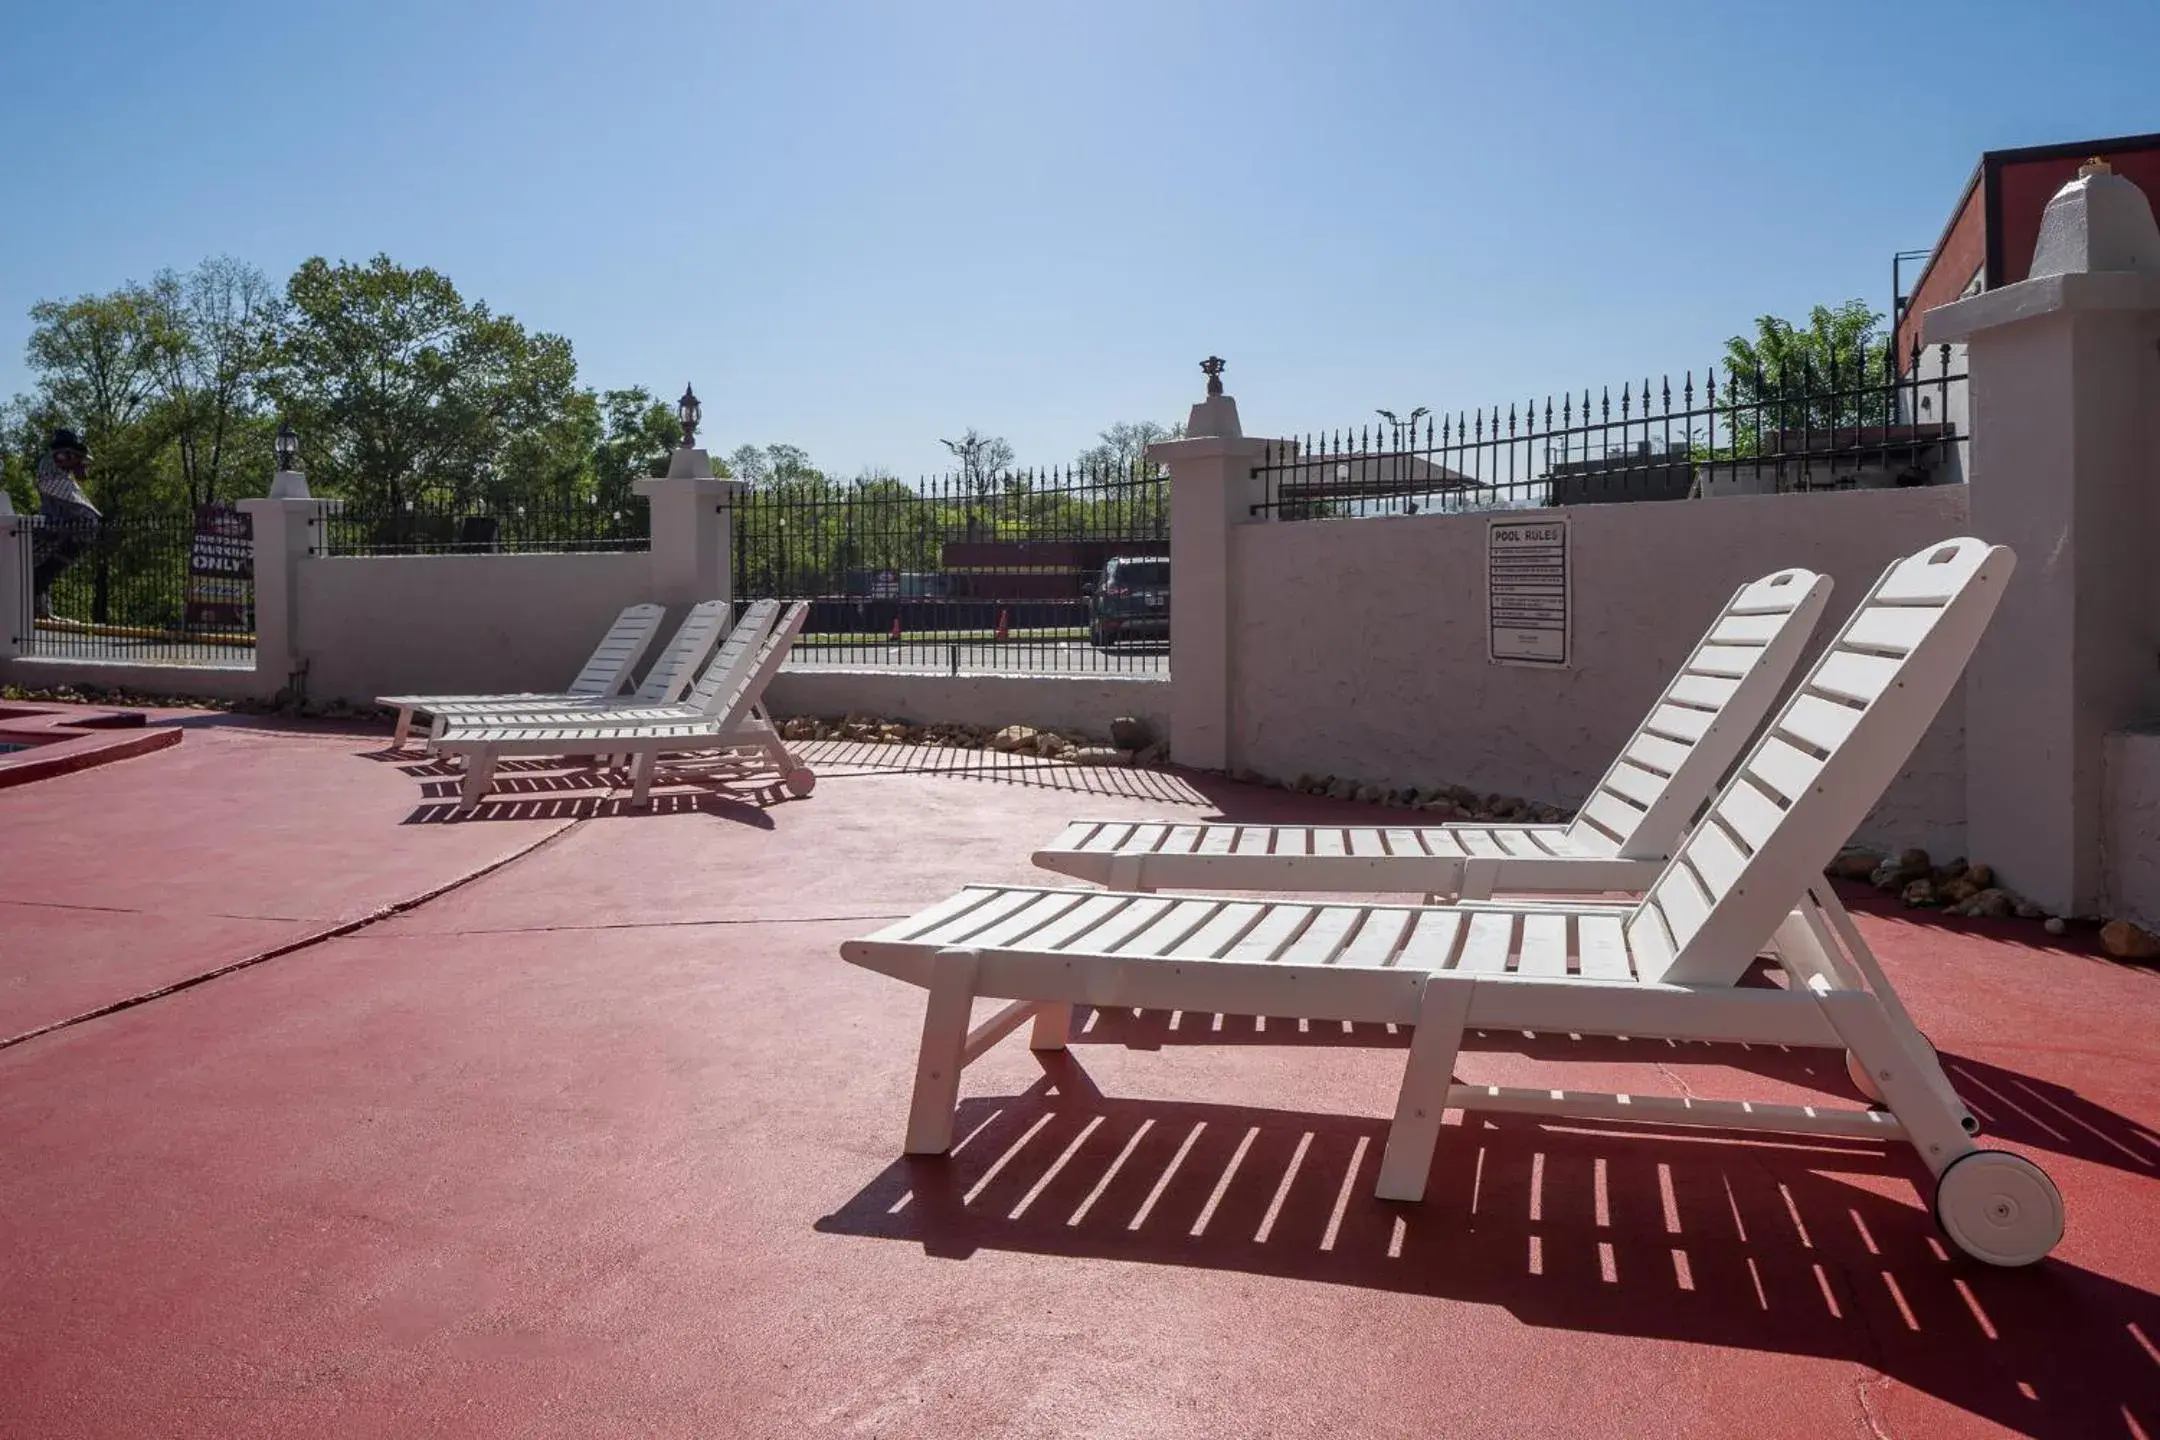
[1035,565,1834,900]
[846,538,2068,1268]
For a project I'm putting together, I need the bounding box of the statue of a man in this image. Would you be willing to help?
[31,427,100,620]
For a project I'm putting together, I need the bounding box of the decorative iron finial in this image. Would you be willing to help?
[677,383,702,448]
[1200,355,1226,398]
[2079,156,2114,178]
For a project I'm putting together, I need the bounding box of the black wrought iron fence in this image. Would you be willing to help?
[314,494,651,555]
[1253,342,1967,519]
[733,462,1169,675]
[15,507,255,665]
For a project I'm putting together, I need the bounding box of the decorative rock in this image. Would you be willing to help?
[2016,902,2045,921]
[1967,889,2015,919]
[1938,877,1980,907]
[1825,849,1882,881]
[1068,746,1124,766]
[2043,916,2067,936]
[1326,778,1359,801]
[1135,741,1166,767]
[2099,919,2160,960]
[1108,716,1155,750]
[1965,862,1994,890]
[1900,878,1938,908]
[990,724,1038,752]
[781,717,816,741]
[1354,785,1385,804]
[1871,849,1931,892]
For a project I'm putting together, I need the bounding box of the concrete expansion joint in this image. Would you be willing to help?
[0,815,589,1052]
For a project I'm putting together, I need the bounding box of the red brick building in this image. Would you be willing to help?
[1896,130,2160,366]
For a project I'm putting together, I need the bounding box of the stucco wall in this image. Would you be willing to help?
[1229,486,1972,857]
[296,552,656,703]
[769,669,1168,744]
[2103,727,2160,928]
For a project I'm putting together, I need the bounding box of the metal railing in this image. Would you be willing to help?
[734,462,1169,675]
[1252,343,1967,519]
[313,494,652,555]
[14,507,256,666]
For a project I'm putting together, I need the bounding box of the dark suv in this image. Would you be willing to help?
[1087,556,1169,648]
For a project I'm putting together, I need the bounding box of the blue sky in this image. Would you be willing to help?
[6,0,2156,478]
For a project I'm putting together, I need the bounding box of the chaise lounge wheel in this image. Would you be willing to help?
[784,767,817,797]
[1932,1149,2063,1266]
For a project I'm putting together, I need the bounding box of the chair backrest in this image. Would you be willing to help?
[1564,568,1832,859]
[1627,538,2014,986]
[682,599,783,713]
[564,603,668,698]
[631,599,735,703]
[712,601,810,724]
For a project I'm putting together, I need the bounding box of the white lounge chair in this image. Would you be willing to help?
[377,600,691,751]
[843,538,2066,1267]
[415,599,778,738]
[421,595,786,742]
[431,600,814,813]
[1035,566,1833,900]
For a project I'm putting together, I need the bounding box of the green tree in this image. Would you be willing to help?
[590,387,681,510]
[24,286,179,514]
[142,256,285,506]
[1076,419,1183,475]
[940,428,1014,498]
[266,254,590,511]
[1715,300,1892,456]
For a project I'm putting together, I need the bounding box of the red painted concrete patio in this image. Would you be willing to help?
[1,715,2156,1438]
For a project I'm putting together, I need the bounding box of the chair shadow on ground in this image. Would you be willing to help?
[818,1052,2160,1440]
[1066,1004,2160,1184]
[793,739,1210,803]
[392,756,791,827]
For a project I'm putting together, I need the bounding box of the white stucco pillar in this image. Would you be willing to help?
[0,496,26,662]
[1927,161,2160,916]
[634,446,743,607]
[239,485,325,692]
[1148,366,1267,773]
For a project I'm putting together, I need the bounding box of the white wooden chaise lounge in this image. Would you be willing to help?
[378,602,669,750]
[414,599,779,738]
[1035,566,1833,899]
[430,600,814,812]
[375,600,738,755]
[843,539,2067,1267]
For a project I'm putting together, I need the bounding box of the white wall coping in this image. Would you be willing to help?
[1926,269,2160,343]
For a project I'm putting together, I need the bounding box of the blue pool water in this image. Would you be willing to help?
[0,743,26,754]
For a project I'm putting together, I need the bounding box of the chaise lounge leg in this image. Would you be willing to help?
[1811,983,1976,1176]
[1029,1002,1073,1051]
[906,950,981,1154]
[628,752,657,808]
[393,707,414,750]
[1455,859,1499,903]
[1375,973,1477,1203]
[456,752,498,814]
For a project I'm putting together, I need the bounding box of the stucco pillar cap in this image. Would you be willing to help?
[2030,159,2160,279]
[266,470,312,500]
[0,489,13,516]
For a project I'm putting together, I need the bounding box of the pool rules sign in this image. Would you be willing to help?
[1487,516,1570,666]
